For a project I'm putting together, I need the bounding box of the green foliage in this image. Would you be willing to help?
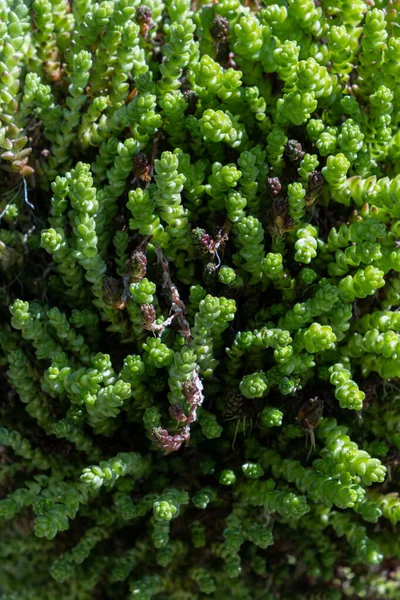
[1,1,400,599]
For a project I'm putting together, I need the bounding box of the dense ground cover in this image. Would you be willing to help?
[1,0,400,598]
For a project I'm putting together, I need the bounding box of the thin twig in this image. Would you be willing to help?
[155,245,191,343]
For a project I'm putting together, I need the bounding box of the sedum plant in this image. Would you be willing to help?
[1,0,400,598]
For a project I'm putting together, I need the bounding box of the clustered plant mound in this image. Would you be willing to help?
[1,0,400,598]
